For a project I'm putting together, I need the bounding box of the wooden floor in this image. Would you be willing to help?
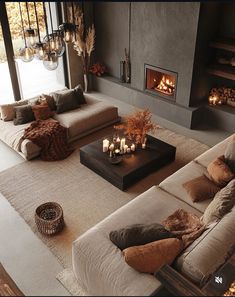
[0,263,23,296]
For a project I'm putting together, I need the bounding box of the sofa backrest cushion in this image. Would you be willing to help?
[225,138,235,173]
[52,89,80,114]
[123,238,183,273]
[207,155,234,186]
[109,223,176,251]
[175,205,235,286]
[13,104,35,125]
[32,103,54,120]
[202,179,235,226]
[0,100,28,121]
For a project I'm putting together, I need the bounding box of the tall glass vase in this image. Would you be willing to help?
[83,72,92,93]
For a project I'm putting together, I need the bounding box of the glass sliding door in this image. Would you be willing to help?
[0,21,15,103]
[1,2,66,102]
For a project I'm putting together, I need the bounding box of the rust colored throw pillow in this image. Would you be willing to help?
[207,155,234,186]
[32,103,53,120]
[183,175,221,202]
[123,238,183,274]
[40,94,57,111]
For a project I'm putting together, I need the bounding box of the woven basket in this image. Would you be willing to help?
[35,202,64,235]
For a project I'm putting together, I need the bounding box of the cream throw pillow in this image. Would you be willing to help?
[0,100,28,121]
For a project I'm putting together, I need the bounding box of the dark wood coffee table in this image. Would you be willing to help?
[80,134,176,190]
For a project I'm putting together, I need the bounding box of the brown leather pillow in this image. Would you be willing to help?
[32,103,53,120]
[123,238,183,273]
[183,175,221,202]
[207,155,234,186]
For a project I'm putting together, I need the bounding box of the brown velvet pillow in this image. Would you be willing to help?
[207,155,234,186]
[183,175,221,202]
[32,103,54,120]
[123,238,183,274]
[13,104,35,125]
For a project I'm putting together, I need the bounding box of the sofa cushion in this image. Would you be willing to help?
[159,161,211,213]
[40,94,57,111]
[0,100,28,121]
[175,205,235,286]
[52,89,80,114]
[202,179,235,226]
[225,138,235,173]
[13,105,35,125]
[109,223,176,250]
[195,134,235,168]
[207,155,234,186]
[183,175,221,202]
[123,238,183,274]
[74,85,86,105]
[54,101,118,140]
[72,186,201,296]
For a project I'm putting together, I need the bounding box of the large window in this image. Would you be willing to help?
[0,2,66,104]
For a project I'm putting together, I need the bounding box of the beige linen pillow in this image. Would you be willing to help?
[0,100,28,121]
[202,179,235,225]
[207,155,234,186]
[123,238,183,273]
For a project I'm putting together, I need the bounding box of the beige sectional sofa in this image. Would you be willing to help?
[0,94,119,160]
[72,134,235,296]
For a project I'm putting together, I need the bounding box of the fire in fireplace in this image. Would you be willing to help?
[144,64,178,101]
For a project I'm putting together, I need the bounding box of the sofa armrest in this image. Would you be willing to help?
[154,265,204,296]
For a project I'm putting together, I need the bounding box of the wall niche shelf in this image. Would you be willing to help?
[207,37,235,81]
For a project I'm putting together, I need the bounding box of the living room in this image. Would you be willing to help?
[0,1,234,296]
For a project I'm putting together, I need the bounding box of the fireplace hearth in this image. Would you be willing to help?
[144,64,178,101]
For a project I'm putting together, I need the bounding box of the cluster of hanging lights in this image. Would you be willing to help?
[18,2,76,71]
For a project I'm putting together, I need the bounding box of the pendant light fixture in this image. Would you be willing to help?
[58,2,75,43]
[42,2,58,71]
[24,2,37,47]
[44,2,65,57]
[18,2,34,63]
[34,2,47,60]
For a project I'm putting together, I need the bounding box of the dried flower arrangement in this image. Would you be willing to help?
[69,4,95,91]
[114,109,159,144]
[90,62,106,76]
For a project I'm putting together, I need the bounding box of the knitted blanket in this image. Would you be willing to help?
[162,208,206,248]
[23,119,73,161]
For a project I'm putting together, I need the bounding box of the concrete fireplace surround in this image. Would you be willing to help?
[91,2,235,131]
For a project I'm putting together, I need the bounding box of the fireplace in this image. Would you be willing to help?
[144,64,178,101]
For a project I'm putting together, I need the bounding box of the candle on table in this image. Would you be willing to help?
[131,144,136,152]
[127,148,131,153]
[142,143,146,149]
[103,139,109,152]
[116,137,120,143]
[115,149,120,154]
[109,143,115,151]
[120,138,126,150]
[124,144,128,153]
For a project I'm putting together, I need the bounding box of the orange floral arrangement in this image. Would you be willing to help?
[90,62,106,76]
[114,109,159,144]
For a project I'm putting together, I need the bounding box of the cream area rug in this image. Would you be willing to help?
[0,125,209,293]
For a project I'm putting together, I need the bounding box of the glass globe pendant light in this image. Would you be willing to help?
[24,2,37,47]
[18,2,34,62]
[58,2,75,43]
[42,2,58,71]
[33,2,47,60]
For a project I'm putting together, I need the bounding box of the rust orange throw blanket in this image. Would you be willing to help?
[23,119,73,161]
[162,208,206,248]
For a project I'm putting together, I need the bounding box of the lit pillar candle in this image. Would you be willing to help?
[131,144,136,152]
[120,138,126,150]
[103,139,109,152]
[124,144,128,153]
[127,148,131,153]
[109,143,115,151]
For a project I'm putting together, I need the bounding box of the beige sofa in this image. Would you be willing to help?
[0,94,119,160]
[72,134,235,296]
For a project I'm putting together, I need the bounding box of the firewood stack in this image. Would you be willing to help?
[209,87,235,107]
